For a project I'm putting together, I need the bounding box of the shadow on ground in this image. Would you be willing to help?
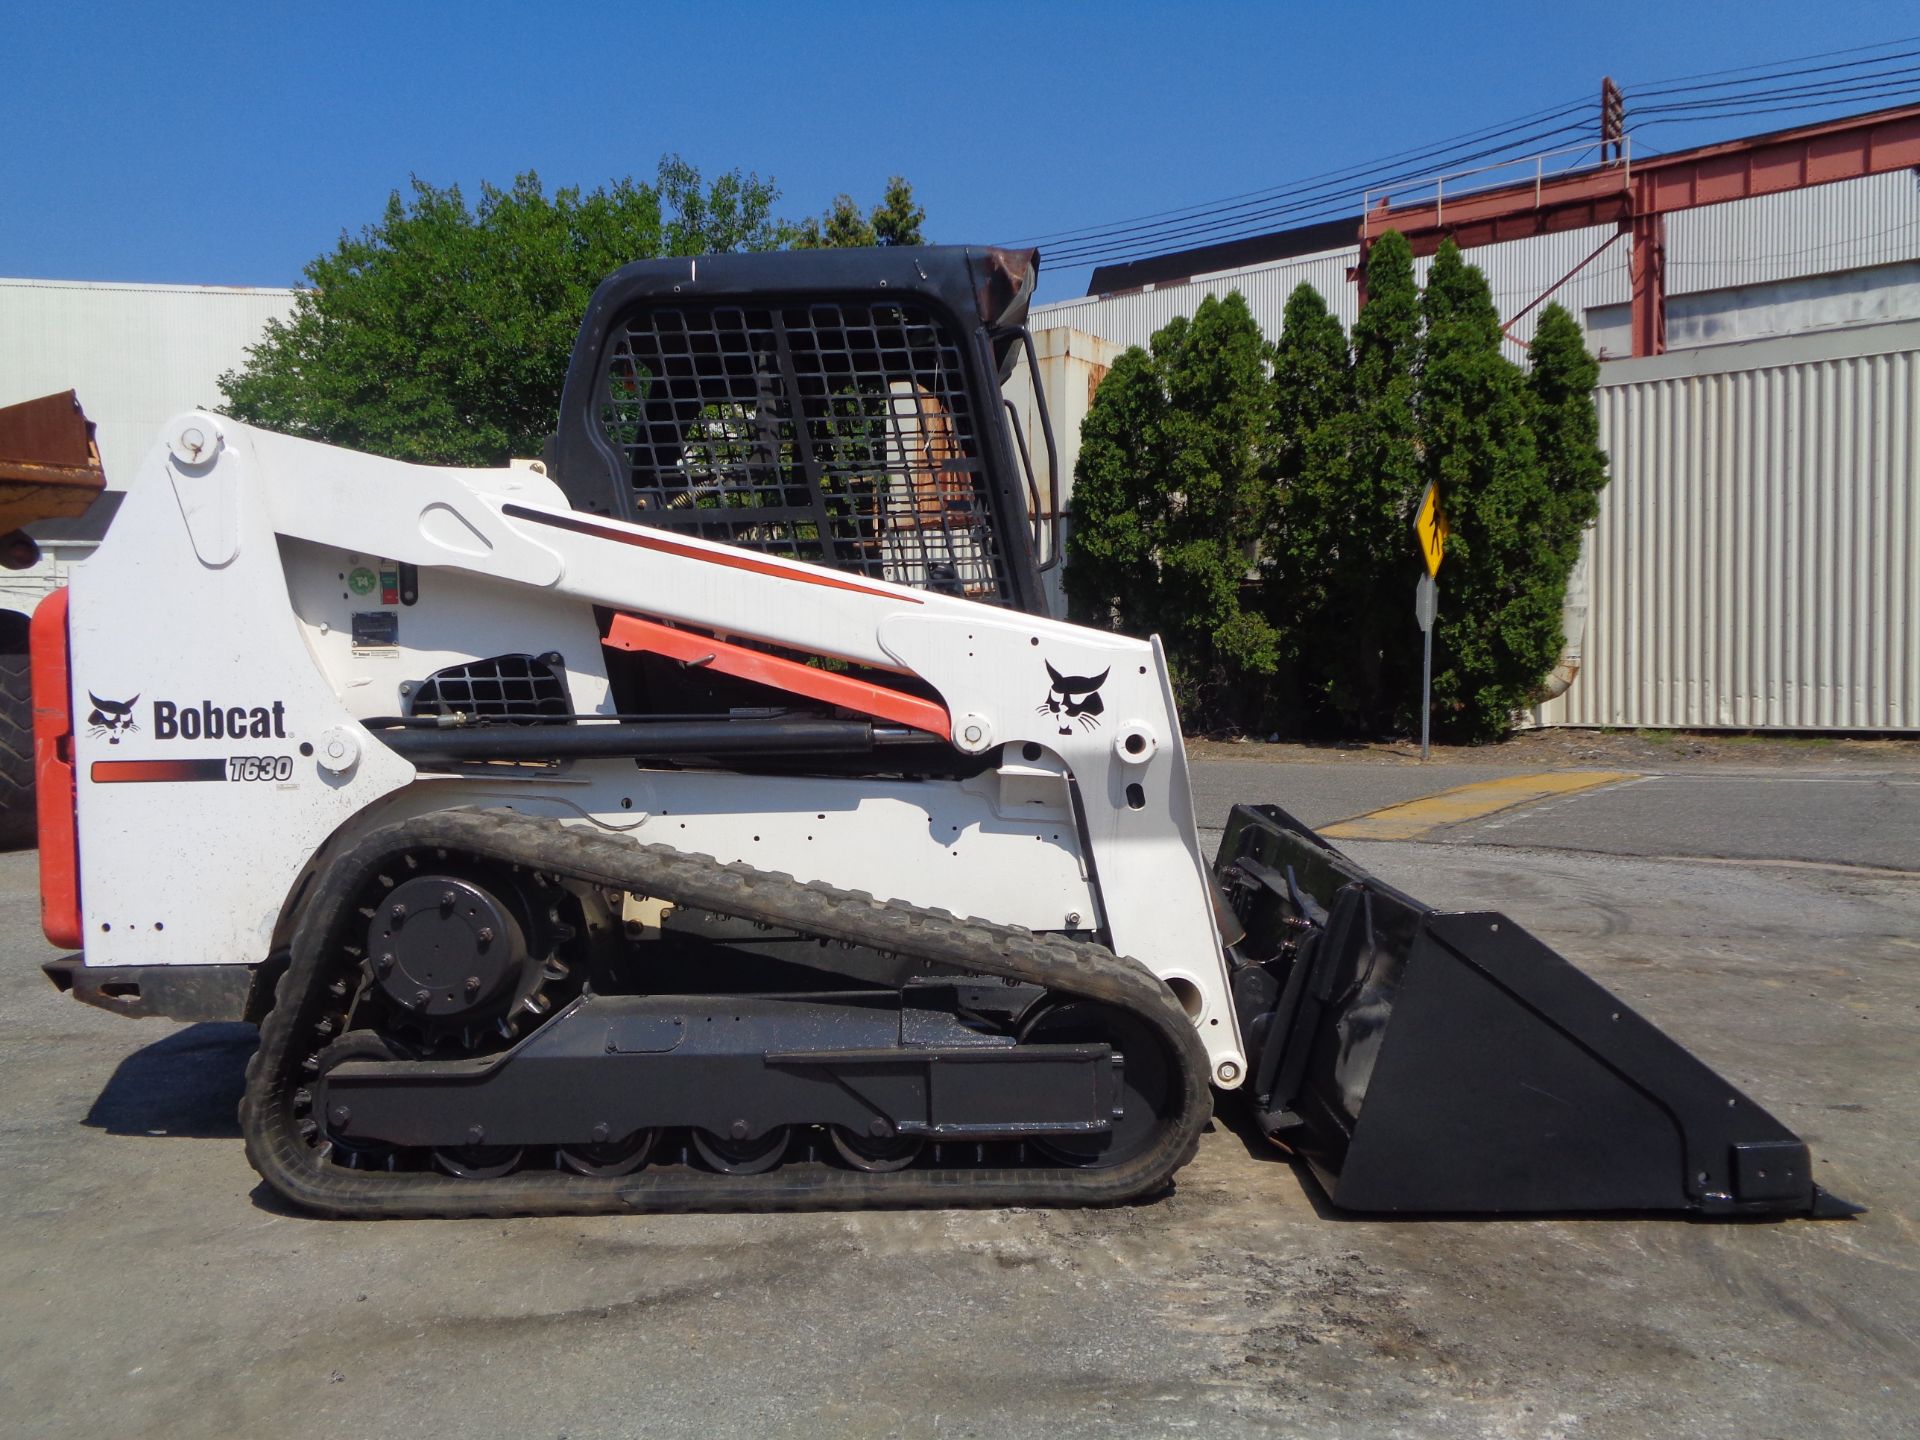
[83,1022,255,1138]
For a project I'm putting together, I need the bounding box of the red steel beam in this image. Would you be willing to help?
[1363,101,1920,254]
[1356,101,1920,355]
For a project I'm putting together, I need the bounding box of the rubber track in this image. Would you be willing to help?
[241,808,1213,1218]
[0,650,35,851]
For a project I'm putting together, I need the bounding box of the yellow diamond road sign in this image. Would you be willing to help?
[1415,483,1448,577]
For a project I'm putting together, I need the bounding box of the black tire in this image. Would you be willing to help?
[0,637,34,851]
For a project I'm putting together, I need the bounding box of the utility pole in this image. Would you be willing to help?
[1601,77,1626,164]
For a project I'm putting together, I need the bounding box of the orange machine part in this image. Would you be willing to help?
[30,587,80,950]
[603,613,952,742]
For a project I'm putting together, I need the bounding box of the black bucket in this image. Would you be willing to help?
[1213,804,1856,1218]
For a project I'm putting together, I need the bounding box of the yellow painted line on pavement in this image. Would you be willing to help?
[1319,771,1640,841]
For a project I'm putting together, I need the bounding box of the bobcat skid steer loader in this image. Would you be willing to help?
[29,246,1851,1218]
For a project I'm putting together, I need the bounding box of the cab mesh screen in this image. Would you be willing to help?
[598,299,1012,605]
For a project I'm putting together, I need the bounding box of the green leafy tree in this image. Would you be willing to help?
[1261,283,1353,725]
[220,158,917,467]
[1065,293,1277,728]
[1418,241,1563,741]
[655,156,790,256]
[793,175,927,248]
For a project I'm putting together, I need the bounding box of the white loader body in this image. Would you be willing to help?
[63,413,1245,1089]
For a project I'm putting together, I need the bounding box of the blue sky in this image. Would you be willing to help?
[4,3,1911,302]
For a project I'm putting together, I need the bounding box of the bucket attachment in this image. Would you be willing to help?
[1213,804,1857,1218]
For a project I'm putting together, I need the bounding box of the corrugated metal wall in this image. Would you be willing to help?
[0,278,298,487]
[1667,170,1920,295]
[1003,327,1124,617]
[1036,248,1365,350]
[1537,321,1920,730]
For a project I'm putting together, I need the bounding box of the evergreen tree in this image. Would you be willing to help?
[793,176,927,248]
[1271,284,1352,472]
[1528,302,1609,567]
[1314,231,1423,731]
[1069,235,1607,744]
[1064,345,1165,640]
[870,176,928,246]
[1418,241,1561,741]
[1065,293,1277,728]
[794,194,876,248]
[1262,283,1353,724]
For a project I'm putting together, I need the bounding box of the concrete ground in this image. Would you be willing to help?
[1,747,1916,1439]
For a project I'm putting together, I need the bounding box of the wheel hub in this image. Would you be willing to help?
[368,875,527,1021]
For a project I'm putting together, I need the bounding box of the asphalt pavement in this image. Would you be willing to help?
[0,748,1915,1440]
[1188,749,1920,869]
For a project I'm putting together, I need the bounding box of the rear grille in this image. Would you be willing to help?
[598,298,1013,605]
[409,655,571,723]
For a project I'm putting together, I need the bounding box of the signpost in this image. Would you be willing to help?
[1414,484,1447,760]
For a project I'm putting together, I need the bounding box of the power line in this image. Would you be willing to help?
[1041,124,1594,269]
[1631,44,1920,99]
[1045,86,1918,275]
[1630,86,1920,132]
[1007,94,1590,247]
[1623,34,1920,91]
[1006,95,1592,250]
[1017,34,1920,276]
[1041,117,1594,266]
[1628,64,1920,116]
[1051,83,1913,273]
[1050,93,1842,269]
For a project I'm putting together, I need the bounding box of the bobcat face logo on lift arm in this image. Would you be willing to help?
[87,693,139,744]
[1040,663,1108,736]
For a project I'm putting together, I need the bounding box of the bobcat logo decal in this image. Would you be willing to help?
[1040,662,1108,736]
[87,693,140,744]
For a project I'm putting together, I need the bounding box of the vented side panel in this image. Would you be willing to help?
[409,655,571,724]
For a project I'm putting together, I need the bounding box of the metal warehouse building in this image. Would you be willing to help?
[1030,172,1920,360]
[1016,107,1920,731]
[0,278,297,487]
[0,279,297,618]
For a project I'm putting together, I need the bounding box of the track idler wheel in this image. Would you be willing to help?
[558,1129,658,1178]
[313,1032,410,1172]
[1018,1000,1174,1168]
[692,1126,792,1175]
[830,1127,924,1173]
[433,1145,525,1180]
